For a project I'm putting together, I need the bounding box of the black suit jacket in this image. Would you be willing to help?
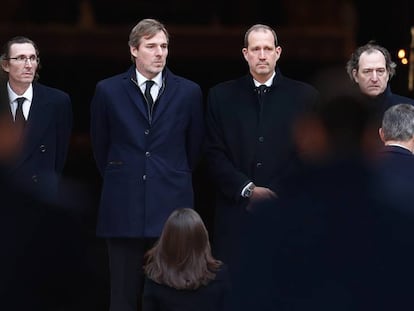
[374,145,414,207]
[0,81,72,203]
[370,145,414,309]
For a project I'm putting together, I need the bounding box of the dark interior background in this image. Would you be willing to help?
[1,1,414,309]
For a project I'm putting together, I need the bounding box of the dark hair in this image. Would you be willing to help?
[128,18,169,62]
[144,208,222,290]
[345,41,396,82]
[0,36,41,80]
[243,24,278,48]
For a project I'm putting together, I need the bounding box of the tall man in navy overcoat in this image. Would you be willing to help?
[90,19,204,311]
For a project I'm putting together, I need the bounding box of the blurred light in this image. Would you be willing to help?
[401,58,408,65]
[398,49,406,59]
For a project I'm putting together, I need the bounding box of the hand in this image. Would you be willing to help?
[246,186,277,212]
[250,186,277,200]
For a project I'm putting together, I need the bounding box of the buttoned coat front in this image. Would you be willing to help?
[205,70,319,264]
[0,80,72,203]
[90,66,204,238]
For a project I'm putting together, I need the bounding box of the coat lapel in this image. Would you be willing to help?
[123,69,149,120]
[151,69,178,124]
[13,84,53,169]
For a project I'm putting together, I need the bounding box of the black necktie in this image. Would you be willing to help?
[15,97,26,128]
[144,80,155,107]
[257,84,267,96]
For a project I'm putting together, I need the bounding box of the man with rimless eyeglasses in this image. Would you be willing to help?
[0,36,72,204]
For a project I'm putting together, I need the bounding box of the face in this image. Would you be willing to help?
[242,29,281,83]
[352,50,389,97]
[130,31,168,79]
[1,43,38,90]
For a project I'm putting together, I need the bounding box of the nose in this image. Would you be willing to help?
[155,46,163,55]
[259,48,266,58]
[24,59,33,67]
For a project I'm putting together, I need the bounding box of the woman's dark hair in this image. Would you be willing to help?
[144,208,222,290]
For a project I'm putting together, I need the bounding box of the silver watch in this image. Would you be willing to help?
[243,183,256,198]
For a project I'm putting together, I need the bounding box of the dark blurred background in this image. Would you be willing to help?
[1,1,413,309]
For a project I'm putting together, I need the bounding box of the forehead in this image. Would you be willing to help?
[9,42,36,55]
[141,31,168,45]
[359,50,386,68]
[247,29,275,46]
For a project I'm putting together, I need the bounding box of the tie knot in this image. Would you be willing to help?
[256,85,268,96]
[16,97,25,106]
[259,84,267,92]
[145,80,155,89]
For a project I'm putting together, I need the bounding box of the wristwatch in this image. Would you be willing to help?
[242,182,256,198]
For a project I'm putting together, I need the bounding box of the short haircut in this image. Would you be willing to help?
[381,103,414,142]
[243,24,278,48]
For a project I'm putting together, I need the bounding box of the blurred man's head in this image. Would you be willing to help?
[379,103,414,153]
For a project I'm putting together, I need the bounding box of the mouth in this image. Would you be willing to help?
[368,85,380,89]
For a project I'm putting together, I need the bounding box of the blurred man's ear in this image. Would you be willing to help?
[378,128,386,143]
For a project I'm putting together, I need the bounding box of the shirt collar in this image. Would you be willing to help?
[385,143,412,153]
[253,71,275,87]
[135,70,163,88]
[7,82,33,103]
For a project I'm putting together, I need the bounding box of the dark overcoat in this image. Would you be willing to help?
[90,66,204,237]
[204,69,319,263]
[1,81,72,203]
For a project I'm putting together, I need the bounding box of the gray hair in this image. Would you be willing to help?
[382,104,414,141]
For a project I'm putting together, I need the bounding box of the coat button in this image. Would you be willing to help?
[39,145,46,152]
[258,136,264,142]
[142,175,146,180]
[32,175,38,182]
[144,129,150,135]
[145,151,151,157]
[256,162,262,168]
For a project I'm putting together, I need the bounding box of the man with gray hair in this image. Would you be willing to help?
[373,104,414,310]
[379,103,414,154]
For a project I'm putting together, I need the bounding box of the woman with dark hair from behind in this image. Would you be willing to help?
[142,208,230,311]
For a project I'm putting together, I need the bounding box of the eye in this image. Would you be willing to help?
[17,55,27,61]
